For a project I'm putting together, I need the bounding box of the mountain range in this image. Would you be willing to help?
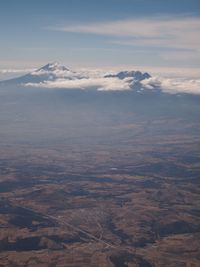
[1,62,199,97]
[0,62,160,93]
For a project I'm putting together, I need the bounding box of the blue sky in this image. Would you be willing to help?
[0,0,200,73]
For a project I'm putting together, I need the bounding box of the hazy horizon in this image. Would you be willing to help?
[1,1,200,267]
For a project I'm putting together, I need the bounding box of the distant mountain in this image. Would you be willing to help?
[0,62,160,93]
[104,70,151,81]
[104,70,161,93]
[0,62,85,85]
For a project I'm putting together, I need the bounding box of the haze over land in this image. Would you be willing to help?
[0,61,200,266]
[0,0,200,267]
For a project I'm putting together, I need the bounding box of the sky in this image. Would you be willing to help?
[0,0,200,77]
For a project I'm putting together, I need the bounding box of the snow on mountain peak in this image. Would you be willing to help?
[104,70,151,81]
[31,62,84,80]
[1,63,157,92]
[38,62,69,72]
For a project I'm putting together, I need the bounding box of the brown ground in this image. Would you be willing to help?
[0,115,200,267]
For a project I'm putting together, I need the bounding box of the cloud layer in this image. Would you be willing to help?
[26,73,200,95]
[54,16,200,54]
[145,77,200,95]
[27,76,132,91]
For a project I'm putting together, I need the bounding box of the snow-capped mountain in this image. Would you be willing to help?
[30,62,85,81]
[104,70,151,81]
[104,70,160,92]
[1,63,200,95]
[0,62,159,93]
[0,62,85,85]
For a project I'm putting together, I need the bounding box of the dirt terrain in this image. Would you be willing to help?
[0,89,200,266]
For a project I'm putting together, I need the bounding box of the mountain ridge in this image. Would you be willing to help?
[0,62,156,92]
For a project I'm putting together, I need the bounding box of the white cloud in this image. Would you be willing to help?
[76,66,200,79]
[161,78,200,94]
[53,16,200,52]
[141,77,200,94]
[26,77,132,91]
[31,68,85,79]
[26,71,200,95]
